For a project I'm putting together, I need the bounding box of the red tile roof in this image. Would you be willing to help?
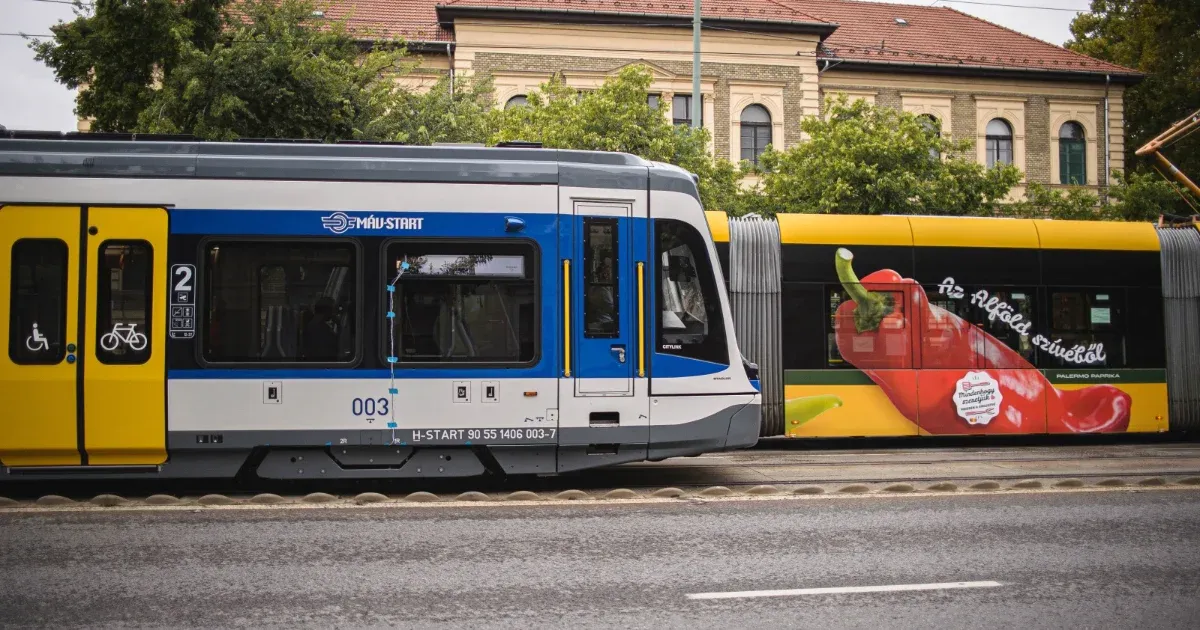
[326,0,1137,76]
[323,0,453,42]
[783,1,1136,75]
[439,0,831,25]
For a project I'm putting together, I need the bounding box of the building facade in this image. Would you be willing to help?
[84,0,1140,197]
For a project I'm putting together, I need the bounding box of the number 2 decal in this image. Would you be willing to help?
[174,266,193,291]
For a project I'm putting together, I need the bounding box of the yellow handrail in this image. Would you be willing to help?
[563,259,571,378]
[637,261,645,378]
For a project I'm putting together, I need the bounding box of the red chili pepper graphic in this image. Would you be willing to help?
[833,248,1132,434]
[1053,386,1132,433]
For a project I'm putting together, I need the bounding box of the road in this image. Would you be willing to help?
[2,488,1199,628]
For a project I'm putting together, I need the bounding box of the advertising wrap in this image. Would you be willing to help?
[784,248,1167,437]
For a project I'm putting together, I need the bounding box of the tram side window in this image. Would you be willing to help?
[96,241,153,364]
[9,239,68,365]
[826,286,911,369]
[972,287,1036,365]
[919,284,1037,369]
[387,241,536,364]
[583,218,619,338]
[203,241,357,363]
[1043,289,1124,368]
[656,219,728,366]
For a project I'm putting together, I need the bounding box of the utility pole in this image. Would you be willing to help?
[692,0,701,129]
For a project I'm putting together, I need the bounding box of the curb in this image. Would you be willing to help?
[2,475,1198,512]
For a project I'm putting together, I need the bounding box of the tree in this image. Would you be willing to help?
[1107,169,1196,221]
[35,0,480,143]
[358,73,497,145]
[1067,1,1200,183]
[756,95,1022,216]
[32,0,227,132]
[136,0,413,141]
[490,65,748,212]
[997,169,1194,221]
[1000,183,1106,220]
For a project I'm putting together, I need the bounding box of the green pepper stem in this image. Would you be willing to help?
[835,248,873,304]
[834,248,893,333]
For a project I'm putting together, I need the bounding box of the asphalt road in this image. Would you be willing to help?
[2,489,1199,629]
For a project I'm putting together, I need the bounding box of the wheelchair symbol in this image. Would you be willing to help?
[26,323,49,352]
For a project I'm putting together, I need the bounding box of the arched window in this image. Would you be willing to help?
[1059,121,1086,185]
[505,95,529,110]
[740,104,772,165]
[919,114,941,159]
[985,118,1013,168]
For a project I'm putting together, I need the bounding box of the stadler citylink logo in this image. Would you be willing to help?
[320,212,425,235]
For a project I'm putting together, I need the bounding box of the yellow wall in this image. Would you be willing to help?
[822,69,1127,185]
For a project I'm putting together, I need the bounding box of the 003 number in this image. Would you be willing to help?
[351,397,390,417]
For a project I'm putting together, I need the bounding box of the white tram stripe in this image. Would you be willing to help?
[686,580,1004,600]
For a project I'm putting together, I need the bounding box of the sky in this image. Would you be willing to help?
[0,0,1095,132]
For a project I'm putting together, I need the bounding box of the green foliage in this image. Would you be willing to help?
[36,0,496,144]
[490,65,744,211]
[1067,0,1200,178]
[1108,169,1198,221]
[756,95,1021,216]
[137,0,413,141]
[32,0,227,132]
[358,73,497,145]
[1001,183,1104,220]
[996,170,1196,222]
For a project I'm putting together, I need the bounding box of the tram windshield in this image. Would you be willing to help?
[655,219,728,365]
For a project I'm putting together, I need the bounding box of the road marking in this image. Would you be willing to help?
[686,580,1004,600]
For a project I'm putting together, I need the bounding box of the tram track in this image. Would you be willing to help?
[578,467,1200,489]
[3,443,1200,502]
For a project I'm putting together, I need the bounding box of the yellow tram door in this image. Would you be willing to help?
[0,205,168,467]
[0,206,83,465]
[82,207,168,465]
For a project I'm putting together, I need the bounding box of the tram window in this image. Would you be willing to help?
[9,239,68,365]
[95,241,153,364]
[202,241,357,363]
[780,282,826,370]
[1043,289,1124,368]
[918,284,1037,369]
[583,218,619,338]
[826,288,849,367]
[1124,287,1166,369]
[826,285,911,369]
[655,219,728,365]
[972,288,1036,365]
[387,240,536,364]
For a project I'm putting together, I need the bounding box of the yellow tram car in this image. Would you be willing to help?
[708,212,1200,439]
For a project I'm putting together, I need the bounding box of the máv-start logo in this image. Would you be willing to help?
[320,212,425,235]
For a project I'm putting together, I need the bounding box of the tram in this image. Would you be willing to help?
[0,134,761,480]
[708,211,1200,439]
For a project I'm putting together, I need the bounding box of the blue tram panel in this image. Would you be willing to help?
[0,136,761,481]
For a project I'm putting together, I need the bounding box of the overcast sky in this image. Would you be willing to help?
[0,0,1093,132]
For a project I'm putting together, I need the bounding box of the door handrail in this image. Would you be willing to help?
[563,259,571,378]
[637,261,645,378]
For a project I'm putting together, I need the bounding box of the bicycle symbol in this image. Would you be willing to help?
[100,322,147,352]
[25,323,49,352]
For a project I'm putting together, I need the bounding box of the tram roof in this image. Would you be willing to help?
[0,131,699,198]
[706,211,1164,252]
